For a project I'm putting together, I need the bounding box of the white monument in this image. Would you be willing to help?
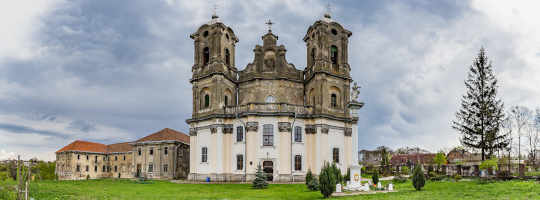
[336,183,342,193]
[377,182,382,189]
[344,164,370,191]
[388,183,394,191]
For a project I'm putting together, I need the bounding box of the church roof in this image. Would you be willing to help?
[107,142,132,153]
[135,128,189,144]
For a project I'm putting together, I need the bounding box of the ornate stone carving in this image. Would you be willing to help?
[223,124,233,134]
[351,81,361,102]
[305,125,316,134]
[189,128,197,136]
[210,126,217,134]
[344,128,352,136]
[278,122,291,132]
[246,122,259,132]
[321,125,329,134]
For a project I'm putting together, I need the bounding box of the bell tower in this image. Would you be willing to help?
[190,13,239,118]
[303,11,353,117]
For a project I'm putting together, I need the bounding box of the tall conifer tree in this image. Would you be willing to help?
[452,48,508,160]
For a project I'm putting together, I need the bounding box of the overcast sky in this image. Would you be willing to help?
[1,0,539,161]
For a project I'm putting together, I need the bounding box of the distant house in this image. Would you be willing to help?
[55,128,189,180]
[445,148,482,176]
[358,149,383,167]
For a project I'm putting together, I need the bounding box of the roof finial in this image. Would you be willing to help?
[265,19,274,33]
[212,3,219,19]
[324,2,332,19]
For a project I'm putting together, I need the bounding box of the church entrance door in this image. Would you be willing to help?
[263,161,273,181]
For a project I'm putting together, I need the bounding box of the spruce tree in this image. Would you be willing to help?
[305,168,313,185]
[412,164,425,191]
[452,48,508,160]
[319,162,336,198]
[252,164,268,189]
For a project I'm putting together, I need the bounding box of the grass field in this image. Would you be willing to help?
[1,179,539,200]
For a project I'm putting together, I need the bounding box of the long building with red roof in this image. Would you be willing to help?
[55,128,190,180]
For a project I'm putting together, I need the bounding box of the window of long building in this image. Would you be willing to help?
[76,165,80,172]
[163,164,168,172]
[114,166,118,172]
[203,47,210,65]
[263,124,274,146]
[148,164,153,172]
[330,45,338,65]
[331,94,337,108]
[149,148,154,155]
[164,147,168,155]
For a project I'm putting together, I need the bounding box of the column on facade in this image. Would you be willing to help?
[246,121,259,174]
[278,121,292,180]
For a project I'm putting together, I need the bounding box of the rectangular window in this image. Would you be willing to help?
[236,126,244,142]
[236,154,243,170]
[95,156,98,163]
[103,156,106,161]
[114,166,118,172]
[85,165,89,172]
[86,155,89,160]
[263,124,274,146]
[201,147,208,163]
[148,164,153,172]
[149,147,154,155]
[76,165,80,172]
[333,148,339,163]
[294,126,302,142]
[94,166,97,172]
[102,165,106,172]
[123,155,126,160]
[163,164,168,172]
[138,148,141,156]
[115,156,118,161]
[295,155,302,171]
[164,147,168,155]
[77,155,80,160]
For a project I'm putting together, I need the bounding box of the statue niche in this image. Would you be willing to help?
[263,51,276,72]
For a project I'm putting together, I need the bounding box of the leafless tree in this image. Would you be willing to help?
[509,106,532,176]
[528,108,540,167]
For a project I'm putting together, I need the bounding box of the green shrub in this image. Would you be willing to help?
[372,172,379,185]
[305,168,313,185]
[428,171,437,178]
[393,175,407,183]
[412,165,426,191]
[479,158,498,171]
[330,163,343,184]
[307,177,320,191]
[401,166,410,175]
[252,164,268,189]
[453,174,462,181]
[344,168,350,182]
[430,175,444,181]
[319,162,336,198]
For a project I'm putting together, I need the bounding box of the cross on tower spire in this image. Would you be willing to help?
[265,19,274,33]
[324,2,332,19]
[212,3,219,19]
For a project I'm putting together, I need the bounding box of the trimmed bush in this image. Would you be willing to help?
[393,175,407,183]
[412,165,426,191]
[319,162,336,198]
[401,166,410,175]
[372,172,379,185]
[252,164,268,189]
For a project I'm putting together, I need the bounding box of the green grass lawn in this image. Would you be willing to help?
[1,179,539,200]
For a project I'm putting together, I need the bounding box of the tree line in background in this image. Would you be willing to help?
[0,159,56,181]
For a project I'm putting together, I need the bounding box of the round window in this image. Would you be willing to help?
[203,31,209,37]
[331,29,338,35]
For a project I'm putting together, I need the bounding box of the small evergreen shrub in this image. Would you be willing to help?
[344,168,350,182]
[412,165,425,191]
[372,172,379,185]
[86,174,90,180]
[307,177,320,191]
[319,162,336,198]
[330,163,343,184]
[305,168,313,185]
[252,164,268,189]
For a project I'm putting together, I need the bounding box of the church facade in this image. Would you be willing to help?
[187,13,363,182]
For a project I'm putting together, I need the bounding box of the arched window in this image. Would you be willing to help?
[265,96,275,103]
[311,48,316,66]
[331,94,337,108]
[224,96,229,107]
[333,148,339,163]
[203,47,210,66]
[204,94,210,108]
[330,45,338,65]
[225,48,230,66]
[201,147,208,163]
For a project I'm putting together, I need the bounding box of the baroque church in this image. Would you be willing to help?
[187,11,364,182]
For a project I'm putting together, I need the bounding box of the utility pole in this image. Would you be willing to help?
[16,155,21,200]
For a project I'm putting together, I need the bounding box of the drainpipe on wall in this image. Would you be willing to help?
[234,86,248,182]
[291,112,296,182]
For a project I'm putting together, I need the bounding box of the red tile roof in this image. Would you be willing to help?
[135,128,189,144]
[107,142,132,153]
[56,128,189,154]
[56,140,108,153]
